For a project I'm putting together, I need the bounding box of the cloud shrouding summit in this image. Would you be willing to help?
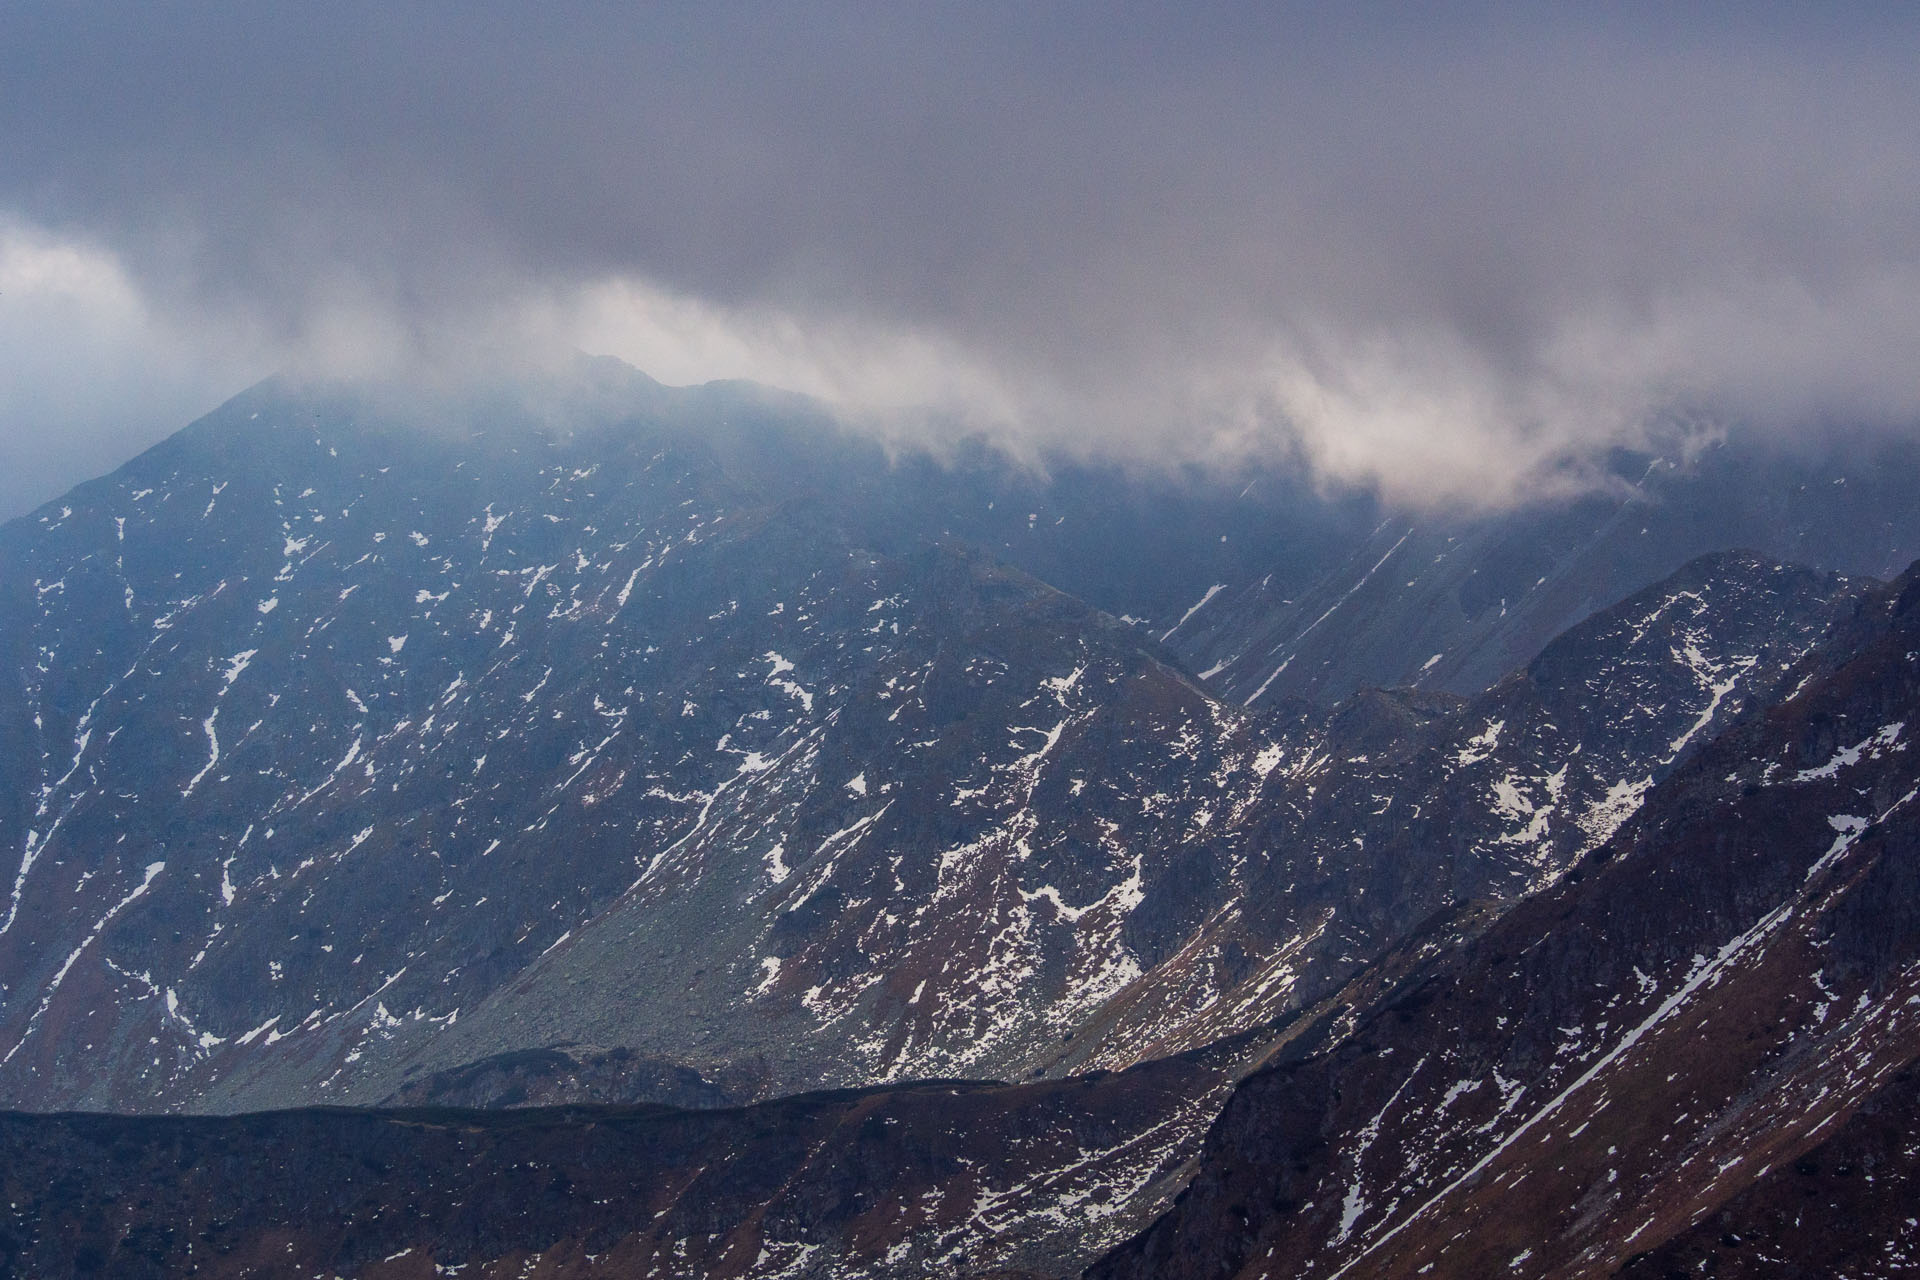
[2,3,1919,515]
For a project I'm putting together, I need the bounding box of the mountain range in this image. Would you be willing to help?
[2,360,1916,1277]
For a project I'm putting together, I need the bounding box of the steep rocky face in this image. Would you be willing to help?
[1171,437,1920,708]
[1089,564,1920,1280]
[0,361,1872,1117]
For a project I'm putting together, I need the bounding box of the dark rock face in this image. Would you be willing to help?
[1089,565,1920,1280]
[0,1054,1223,1280]
[379,1045,739,1110]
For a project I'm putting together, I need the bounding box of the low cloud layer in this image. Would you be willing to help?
[3,3,1918,516]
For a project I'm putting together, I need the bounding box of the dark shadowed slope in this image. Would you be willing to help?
[0,1054,1220,1280]
[1618,1066,1920,1278]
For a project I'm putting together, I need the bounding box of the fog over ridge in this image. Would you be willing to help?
[3,3,1919,516]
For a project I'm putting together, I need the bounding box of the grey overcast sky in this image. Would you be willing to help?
[3,3,1919,517]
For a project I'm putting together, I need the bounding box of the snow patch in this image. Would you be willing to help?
[1455,719,1504,768]
[1794,722,1905,782]
[1160,584,1227,642]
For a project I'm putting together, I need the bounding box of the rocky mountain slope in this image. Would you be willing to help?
[2,559,1912,1279]
[1171,437,1920,707]
[3,363,1917,1276]
[1617,1067,1920,1278]
[0,366,1307,1112]
[0,366,1863,1118]
[1090,562,1920,1280]
[1019,549,1864,1079]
